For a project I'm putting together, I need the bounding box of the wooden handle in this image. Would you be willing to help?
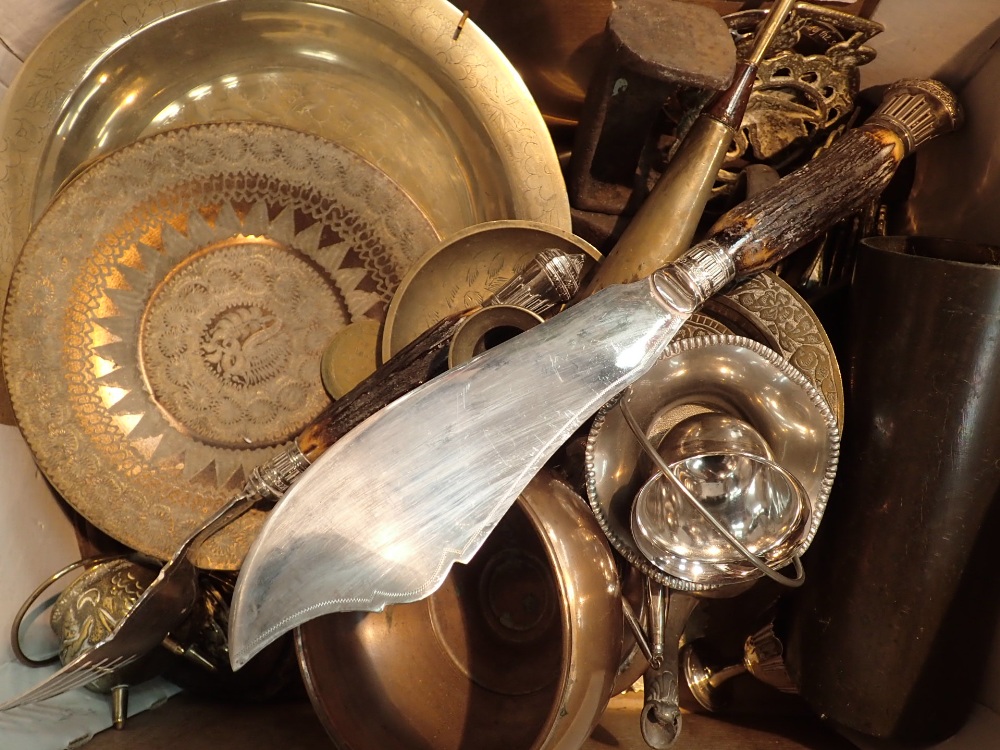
[296,310,474,460]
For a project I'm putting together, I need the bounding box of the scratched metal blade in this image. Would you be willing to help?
[229,278,689,669]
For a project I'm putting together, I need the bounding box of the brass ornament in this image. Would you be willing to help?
[665,3,883,205]
[50,560,159,679]
[719,4,883,190]
[3,122,439,569]
[382,221,603,360]
[704,272,843,426]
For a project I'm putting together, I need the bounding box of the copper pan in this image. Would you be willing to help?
[295,469,622,750]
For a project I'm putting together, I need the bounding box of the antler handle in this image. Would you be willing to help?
[660,78,962,305]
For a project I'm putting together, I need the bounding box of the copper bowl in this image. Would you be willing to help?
[295,469,622,750]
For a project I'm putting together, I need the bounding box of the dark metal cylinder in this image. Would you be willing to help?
[784,236,1000,743]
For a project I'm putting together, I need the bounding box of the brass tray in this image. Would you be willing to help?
[0,0,571,423]
[2,121,440,570]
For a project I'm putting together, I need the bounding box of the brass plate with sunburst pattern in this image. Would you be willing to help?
[2,122,440,570]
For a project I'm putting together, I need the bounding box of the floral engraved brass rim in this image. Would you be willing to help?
[2,121,440,570]
[0,0,571,424]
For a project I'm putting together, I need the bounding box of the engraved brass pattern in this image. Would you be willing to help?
[0,0,571,424]
[706,272,843,427]
[3,122,439,569]
[50,560,158,667]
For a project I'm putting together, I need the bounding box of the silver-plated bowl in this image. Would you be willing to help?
[631,447,810,586]
[586,334,840,592]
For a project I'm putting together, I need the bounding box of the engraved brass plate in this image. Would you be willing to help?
[3,122,440,570]
[0,0,572,425]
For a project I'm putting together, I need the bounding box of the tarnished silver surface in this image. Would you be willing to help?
[229,273,698,668]
[0,0,571,423]
[585,335,840,592]
[3,121,438,569]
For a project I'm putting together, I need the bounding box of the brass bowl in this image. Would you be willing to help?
[0,0,571,421]
[382,220,603,360]
[295,469,622,750]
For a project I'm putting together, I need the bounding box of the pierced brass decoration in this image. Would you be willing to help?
[3,122,439,569]
[720,4,883,189]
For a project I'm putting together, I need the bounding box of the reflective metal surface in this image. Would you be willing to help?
[586,335,839,593]
[0,0,571,422]
[656,412,774,462]
[295,469,622,750]
[228,90,955,665]
[631,449,808,586]
[3,121,438,569]
[683,620,797,713]
[230,272,697,668]
[382,221,602,361]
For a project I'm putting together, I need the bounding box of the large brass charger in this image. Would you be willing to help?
[0,0,571,422]
[2,121,440,570]
[296,469,623,750]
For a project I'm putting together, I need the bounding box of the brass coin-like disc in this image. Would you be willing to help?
[3,122,440,569]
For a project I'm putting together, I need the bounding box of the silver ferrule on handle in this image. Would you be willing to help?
[650,240,736,313]
[188,445,312,553]
[246,446,312,503]
[488,249,586,314]
[869,78,963,153]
